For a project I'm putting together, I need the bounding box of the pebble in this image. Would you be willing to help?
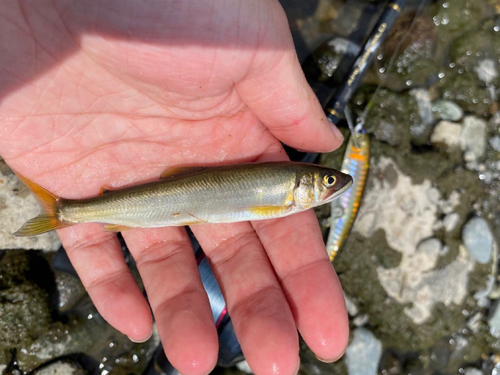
[344,293,359,317]
[236,360,253,374]
[462,217,494,264]
[432,100,463,122]
[32,361,83,375]
[431,121,462,149]
[465,368,484,375]
[345,328,382,375]
[443,213,460,232]
[410,89,435,141]
[474,59,498,85]
[489,136,500,151]
[461,116,487,161]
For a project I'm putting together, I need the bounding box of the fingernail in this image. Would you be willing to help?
[127,330,152,343]
[295,357,301,374]
[315,350,345,363]
[330,123,344,142]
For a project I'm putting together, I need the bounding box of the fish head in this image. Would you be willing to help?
[294,166,353,209]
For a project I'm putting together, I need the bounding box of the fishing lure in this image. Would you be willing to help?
[326,128,370,261]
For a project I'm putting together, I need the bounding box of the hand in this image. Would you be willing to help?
[0,1,348,374]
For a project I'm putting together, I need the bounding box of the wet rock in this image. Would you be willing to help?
[475,59,499,85]
[410,89,435,145]
[462,216,495,264]
[344,293,359,317]
[0,251,54,365]
[432,0,488,45]
[433,69,494,116]
[474,274,496,307]
[465,368,484,375]
[461,116,487,161]
[345,328,382,375]
[355,89,418,147]
[0,161,60,251]
[304,37,360,82]
[489,136,500,151]
[443,212,460,232]
[355,157,443,253]
[488,301,500,338]
[449,26,500,84]
[356,160,473,326]
[383,11,437,58]
[432,100,463,121]
[378,239,473,325]
[372,11,440,91]
[32,360,85,375]
[55,271,87,312]
[236,360,253,374]
[431,121,462,150]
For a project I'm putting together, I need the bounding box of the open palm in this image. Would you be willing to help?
[0,1,348,374]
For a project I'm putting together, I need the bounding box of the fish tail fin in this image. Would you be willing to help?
[14,215,61,236]
[14,173,65,236]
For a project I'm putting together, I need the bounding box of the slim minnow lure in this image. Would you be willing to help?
[14,162,353,237]
[326,130,369,261]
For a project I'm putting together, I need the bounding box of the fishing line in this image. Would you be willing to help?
[358,0,431,127]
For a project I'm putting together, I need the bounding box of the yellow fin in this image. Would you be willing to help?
[104,224,132,232]
[160,166,207,179]
[14,215,62,236]
[248,205,288,217]
[14,173,66,236]
[100,185,113,195]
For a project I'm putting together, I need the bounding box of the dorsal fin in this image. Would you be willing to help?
[160,166,207,179]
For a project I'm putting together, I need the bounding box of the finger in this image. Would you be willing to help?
[122,227,218,375]
[235,3,343,153]
[192,223,300,375]
[58,224,152,342]
[252,211,349,362]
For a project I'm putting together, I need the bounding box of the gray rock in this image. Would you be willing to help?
[443,213,460,232]
[33,361,85,375]
[465,368,484,375]
[474,59,498,85]
[410,89,435,143]
[462,217,495,264]
[236,360,253,374]
[432,100,464,122]
[345,328,382,375]
[344,293,359,317]
[489,136,500,152]
[461,116,487,161]
[55,272,87,312]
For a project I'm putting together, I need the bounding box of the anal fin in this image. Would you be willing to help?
[104,224,132,232]
[248,205,288,218]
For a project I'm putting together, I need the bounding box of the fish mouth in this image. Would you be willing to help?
[324,177,353,203]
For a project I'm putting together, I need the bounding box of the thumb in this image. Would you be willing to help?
[235,20,344,152]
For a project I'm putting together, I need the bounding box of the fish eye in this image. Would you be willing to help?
[323,174,336,187]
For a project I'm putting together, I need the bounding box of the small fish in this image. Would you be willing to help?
[14,162,353,236]
[326,131,369,261]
